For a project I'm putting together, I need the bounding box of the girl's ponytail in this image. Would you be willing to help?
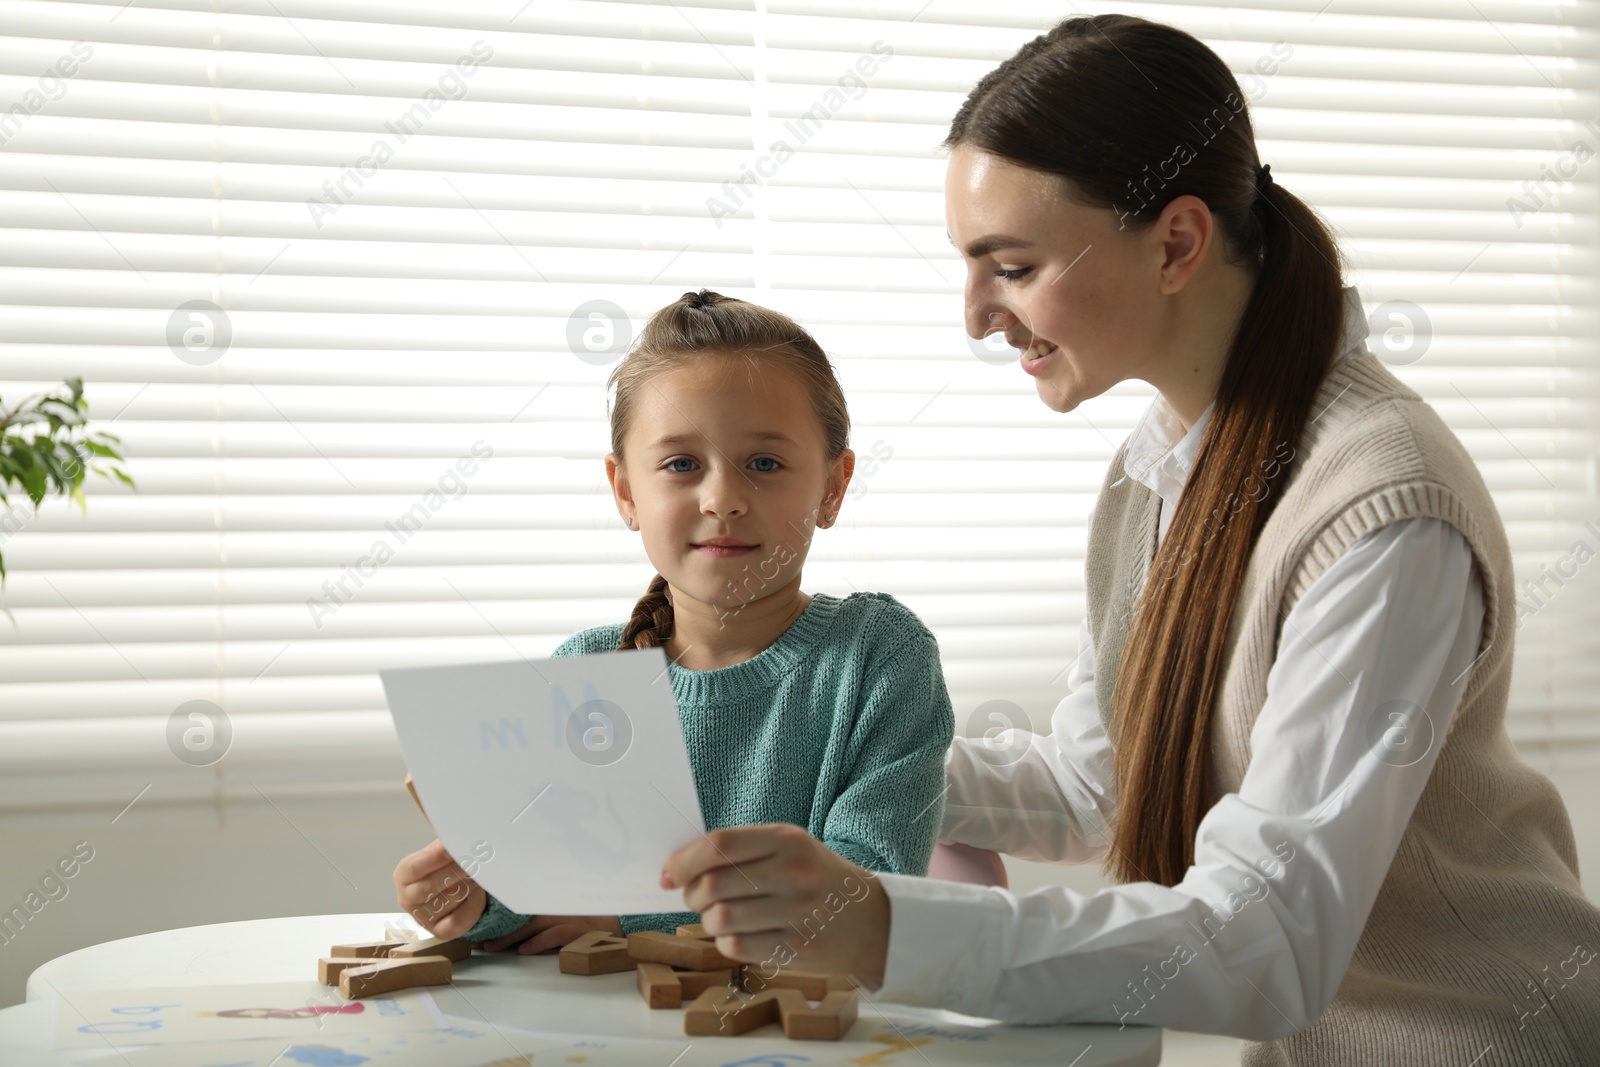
[948,15,1345,886]
[618,572,674,650]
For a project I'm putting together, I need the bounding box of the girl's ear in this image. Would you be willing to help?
[605,453,637,530]
[819,448,856,528]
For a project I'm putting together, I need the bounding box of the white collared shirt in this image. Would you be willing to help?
[870,288,1485,1038]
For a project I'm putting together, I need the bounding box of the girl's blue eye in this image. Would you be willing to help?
[749,457,781,473]
[666,457,698,473]
[995,266,1032,281]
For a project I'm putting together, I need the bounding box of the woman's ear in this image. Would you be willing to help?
[1153,194,1215,296]
[605,453,637,530]
[819,448,857,528]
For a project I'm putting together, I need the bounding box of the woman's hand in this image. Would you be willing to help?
[393,839,487,940]
[479,915,624,955]
[662,824,891,981]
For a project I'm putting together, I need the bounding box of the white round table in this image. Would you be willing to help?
[1,913,1162,1065]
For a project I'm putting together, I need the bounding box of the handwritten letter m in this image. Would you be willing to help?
[480,718,527,751]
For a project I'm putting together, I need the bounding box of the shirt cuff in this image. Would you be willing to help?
[871,872,1014,1016]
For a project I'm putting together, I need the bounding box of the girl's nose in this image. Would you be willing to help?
[700,466,749,518]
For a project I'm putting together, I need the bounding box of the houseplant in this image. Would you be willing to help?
[0,377,132,583]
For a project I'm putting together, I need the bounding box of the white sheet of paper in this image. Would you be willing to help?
[380,647,706,915]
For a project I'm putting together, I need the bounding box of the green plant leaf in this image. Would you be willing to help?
[37,448,70,492]
[0,379,136,591]
[21,465,46,505]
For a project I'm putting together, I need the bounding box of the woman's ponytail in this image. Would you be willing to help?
[1109,174,1343,886]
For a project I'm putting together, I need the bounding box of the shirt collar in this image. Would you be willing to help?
[1121,285,1367,502]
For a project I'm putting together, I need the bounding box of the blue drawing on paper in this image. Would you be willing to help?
[282,1046,370,1066]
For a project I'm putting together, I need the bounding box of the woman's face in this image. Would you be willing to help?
[945,145,1169,414]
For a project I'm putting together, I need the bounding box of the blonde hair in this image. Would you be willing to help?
[608,289,850,650]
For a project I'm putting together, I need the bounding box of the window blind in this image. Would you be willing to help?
[0,0,1594,813]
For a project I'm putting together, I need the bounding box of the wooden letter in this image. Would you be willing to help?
[742,969,854,999]
[780,990,860,1041]
[637,962,684,1009]
[339,956,451,999]
[404,772,427,818]
[637,962,735,1009]
[629,929,737,971]
[390,935,471,962]
[319,957,380,985]
[558,930,637,975]
[678,968,737,999]
[684,987,785,1036]
[683,985,859,1040]
[329,940,394,959]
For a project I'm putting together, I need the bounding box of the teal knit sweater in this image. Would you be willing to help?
[463,591,953,941]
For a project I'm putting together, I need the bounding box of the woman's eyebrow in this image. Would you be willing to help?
[960,234,1039,259]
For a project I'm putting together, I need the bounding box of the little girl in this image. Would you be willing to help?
[393,289,954,952]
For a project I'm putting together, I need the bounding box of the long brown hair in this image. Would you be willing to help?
[608,289,851,650]
[947,15,1344,886]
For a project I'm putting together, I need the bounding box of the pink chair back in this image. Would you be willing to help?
[927,842,1009,887]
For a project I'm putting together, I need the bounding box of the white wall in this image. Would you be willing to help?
[0,791,428,1006]
[4,764,1598,1010]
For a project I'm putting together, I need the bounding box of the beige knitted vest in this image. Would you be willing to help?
[1085,353,1600,1065]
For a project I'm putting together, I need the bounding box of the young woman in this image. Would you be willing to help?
[661,15,1600,1065]
[393,289,952,951]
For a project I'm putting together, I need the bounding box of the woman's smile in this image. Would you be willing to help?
[1020,338,1059,375]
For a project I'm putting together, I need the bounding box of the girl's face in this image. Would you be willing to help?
[945,144,1175,414]
[607,358,853,614]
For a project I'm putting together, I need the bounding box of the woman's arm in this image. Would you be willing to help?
[942,617,1117,863]
[669,519,1483,1037]
[873,518,1482,1033]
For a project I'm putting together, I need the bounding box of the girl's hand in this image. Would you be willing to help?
[480,915,624,955]
[393,839,487,940]
[662,824,891,981]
